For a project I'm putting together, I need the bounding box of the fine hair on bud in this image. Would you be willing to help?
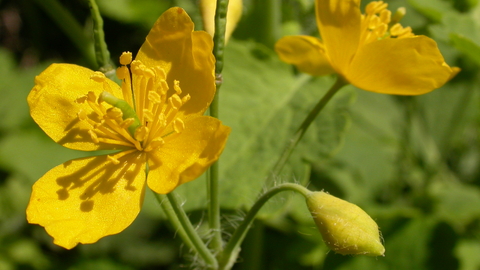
[306,191,385,256]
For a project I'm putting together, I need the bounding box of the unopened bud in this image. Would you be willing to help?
[306,191,385,256]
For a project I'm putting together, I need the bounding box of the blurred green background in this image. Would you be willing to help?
[1,0,480,269]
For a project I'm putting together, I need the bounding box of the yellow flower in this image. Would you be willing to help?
[26,7,230,249]
[275,0,459,95]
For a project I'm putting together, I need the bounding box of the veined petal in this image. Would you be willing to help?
[136,7,216,118]
[28,64,125,151]
[26,151,146,249]
[147,116,230,194]
[316,0,361,73]
[275,35,334,76]
[346,36,459,95]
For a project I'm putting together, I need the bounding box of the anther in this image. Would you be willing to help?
[87,91,97,102]
[169,95,182,110]
[90,72,106,82]
[379,9,391,24]
[106,107,123,119]
[144,138,165,152]
[143,109,154,122]
[366,1,387,15]
[154,67,167,80]
[134,126,149,141]
[120,118,135,129]
[116,66,129,80]
[174,80,182,94]
[173,118,185,134]
[107,155,121,165]
[88,130,100,143]
[76,96,87,104]
[120,52,133,66]
[77,109,87,121]
[148,91,161,104]
[182,94,191,103]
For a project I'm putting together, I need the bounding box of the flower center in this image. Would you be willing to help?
[359,1,414,46]
[76,52,190,154]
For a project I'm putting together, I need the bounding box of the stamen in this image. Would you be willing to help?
[120,118,135,129]
[173,118,185,134]
[87,92,97,103]
[88,130,100,143]
[182,94,191,103]
[90,71,106,82]
[134,126,149,141]
[148,91,161,104]
[143,109,154,122]
[169,95,182,110]
[99,91,141,134]
[107,155,121,165]
[120,52,133,66]
[77,109,87,121]
[144,138,165,152]
[105,107,123,119]
[366,1,387,15]
[76,96,88,104]
[174,80,182,95]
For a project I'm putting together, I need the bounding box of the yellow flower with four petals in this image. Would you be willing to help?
[276,0,459,95]
[26,7,230,249]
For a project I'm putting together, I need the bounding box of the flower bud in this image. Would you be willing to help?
[306,191,385,256]
[200,0,243,43]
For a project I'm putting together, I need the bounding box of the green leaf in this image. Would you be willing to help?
[96,0,171,28]
[0,130,90,183]
[408,0,454,22]
[429,179,480,231]
[455,240,480,270]
[450,33,480,65]
[0,49,50,132]
[175,40,352,212]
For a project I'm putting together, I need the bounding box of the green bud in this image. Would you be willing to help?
[306,191,385,256]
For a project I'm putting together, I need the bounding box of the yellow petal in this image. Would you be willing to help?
[315,0,361,73]
[275,35,334,76]
[28,64,125,151]
[346,36,459,95]
[136,7,215,118]
[26,151,146,249]
[147,116,230,194]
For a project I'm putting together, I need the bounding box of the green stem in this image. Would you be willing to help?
[87,0,115,75]
[219,183,310,270]
[153,193,195,252]
[32,0,96,67]
[159,192,218,268]
[251,0,281,48]
[266,76,348,186]
[208,0,229,254]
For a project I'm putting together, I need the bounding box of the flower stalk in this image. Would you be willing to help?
[87,0,115,75]
[163,192,218,269]
[219,183,310,270]
[208,0,230,255]
[266,76,348,185]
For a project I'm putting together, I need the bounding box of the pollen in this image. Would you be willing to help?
[360,1,414,46]
[120,52,133,66]
[76,53,191,153]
